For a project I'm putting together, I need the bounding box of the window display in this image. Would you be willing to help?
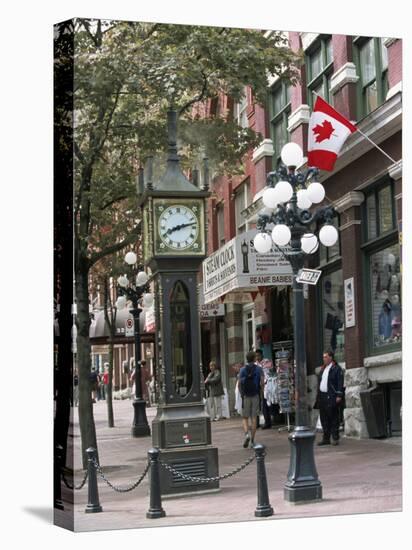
[321,269,345,363]
[370,244,402,348]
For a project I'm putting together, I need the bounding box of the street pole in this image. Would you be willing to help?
[283,219,321,502]
[254,143,338,503]
[130,299,151,438]
[117,263,152,438]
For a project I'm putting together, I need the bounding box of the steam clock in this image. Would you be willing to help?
[140,111,219,496]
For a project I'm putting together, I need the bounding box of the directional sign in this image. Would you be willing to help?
[296,268,322,285]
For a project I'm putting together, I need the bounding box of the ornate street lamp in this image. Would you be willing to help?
[254,142,338,503]
[117,251,154,437]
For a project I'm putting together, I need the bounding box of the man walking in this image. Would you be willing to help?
[316,350,344,446]
[239,351,264,448]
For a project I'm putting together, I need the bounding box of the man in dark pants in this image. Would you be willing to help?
[316,350,344,446]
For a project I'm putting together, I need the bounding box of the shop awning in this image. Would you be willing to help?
[202,229,292,304]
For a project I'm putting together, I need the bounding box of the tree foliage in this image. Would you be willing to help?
[55,17,300,460]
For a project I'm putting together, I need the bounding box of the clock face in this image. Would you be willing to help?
[158,204,200,251]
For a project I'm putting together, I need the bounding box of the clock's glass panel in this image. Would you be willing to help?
[170,281,193,398]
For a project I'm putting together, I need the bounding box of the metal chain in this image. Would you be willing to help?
[159,454,255,484]
[61,469,88,490]
[92,458,150,493]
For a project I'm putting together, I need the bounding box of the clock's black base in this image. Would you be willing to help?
[157,446,220,497]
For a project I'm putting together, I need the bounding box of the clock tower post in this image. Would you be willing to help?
[139,111,219,496]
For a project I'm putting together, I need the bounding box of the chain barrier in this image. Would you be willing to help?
[159,453,255,484]
[61,469,89,490]
[92,457,150,493]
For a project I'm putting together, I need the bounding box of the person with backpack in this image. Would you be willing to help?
[238,350,264,449]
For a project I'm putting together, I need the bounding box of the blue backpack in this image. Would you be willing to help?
[241,363,260,397]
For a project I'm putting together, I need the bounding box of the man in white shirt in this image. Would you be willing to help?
[315,350,344,446]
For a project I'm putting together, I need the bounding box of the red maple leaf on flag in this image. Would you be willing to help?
[312,119,335,143]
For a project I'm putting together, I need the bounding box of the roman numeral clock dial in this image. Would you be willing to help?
[157,204,201,253]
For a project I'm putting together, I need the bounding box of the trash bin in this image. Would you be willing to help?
[360,385,387,438]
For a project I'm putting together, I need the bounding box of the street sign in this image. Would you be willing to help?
[296,268,322,285]
[125,317,134,337]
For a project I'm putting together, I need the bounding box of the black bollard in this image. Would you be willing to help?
[254,444,274,517]
[146,448,166,519]
[54,444,64,510]
[85,447,103,514]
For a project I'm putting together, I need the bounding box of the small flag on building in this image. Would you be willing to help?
[308,96,357,171]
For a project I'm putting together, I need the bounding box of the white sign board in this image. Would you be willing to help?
[296,268,322,285]
[202,229,292,304]
[344,277,356,328]
[200,301,225,319]
[125,317,134,337]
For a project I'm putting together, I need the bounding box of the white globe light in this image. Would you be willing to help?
[117,275,128,288]
[301,233,319,254]
[281,142,304,167]
[136,271,149,286]
[262,187,279,209]
[125,251,137,265]
[143,293,154,308]
[392,294,399,304]
[275,181,293,203]
[116,295,126,310]
[271,224,291,246]
[297,189,313,210]
[253,232,273,254]
[386,253,396,266]
[319,224,339,247]
[306,182,325,204]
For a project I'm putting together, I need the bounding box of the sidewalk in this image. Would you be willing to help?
[64,399,402,532]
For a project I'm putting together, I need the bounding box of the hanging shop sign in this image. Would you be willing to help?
[200,301,225,318]
[344,277,356,328]
[202,229,292,304]
[144,307,156,332]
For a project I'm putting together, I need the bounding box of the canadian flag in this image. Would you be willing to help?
[308,96,357,171]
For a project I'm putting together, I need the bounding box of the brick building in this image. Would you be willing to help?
[201,31,402,438]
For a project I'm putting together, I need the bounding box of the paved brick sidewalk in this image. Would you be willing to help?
[61,399,402,532]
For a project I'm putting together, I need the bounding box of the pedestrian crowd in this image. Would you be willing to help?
[77,347,345,451]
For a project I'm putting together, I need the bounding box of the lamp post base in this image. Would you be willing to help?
[131,398,151,438]
[283,426,322,503]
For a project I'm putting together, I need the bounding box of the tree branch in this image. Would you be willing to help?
[179,70,209,115]
[89,222,142,267]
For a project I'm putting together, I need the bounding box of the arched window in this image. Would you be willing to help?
[170,281,193,398]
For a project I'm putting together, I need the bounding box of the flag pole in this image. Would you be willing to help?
[312,92,397,165]
[353,128,397,164]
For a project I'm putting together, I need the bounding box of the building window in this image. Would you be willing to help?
[369,244,401,349]
[216,203,225,247]
[234,180,251,235]
[363,179,400,352]
[354,37,389,118]
[320,269,345,363]
[243,305,256,355]
[269,82,291,164]
[306,36,333,108]
[363,181,395,241]
[234,87,248,128]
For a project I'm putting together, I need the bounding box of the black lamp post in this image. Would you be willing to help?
[117,252,153,437]
[254,142,338,503]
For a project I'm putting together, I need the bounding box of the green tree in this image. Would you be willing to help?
[58,18,300,464]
